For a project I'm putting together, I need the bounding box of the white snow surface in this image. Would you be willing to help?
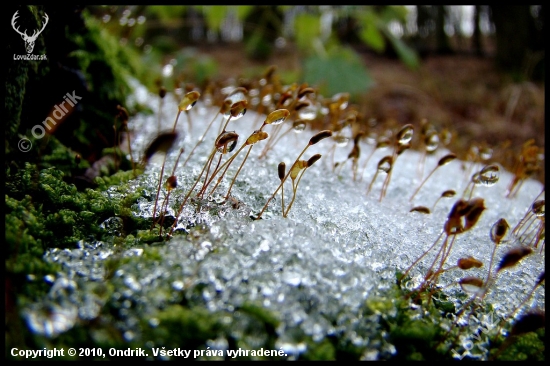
[29,84,544,359]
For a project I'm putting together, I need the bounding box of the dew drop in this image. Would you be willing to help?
[259,240,270,251]
[332,92,349,110]
[531,200,545,217]
[490,218,509,245]
[223,101,248,121]
[397,124,414,146]
[442,190,456,198]
[227,87,247,104]
[375,136,391,149]
[172,281,184,291]
[440,129,452,145]
[298,104,317,121]
[334,135,350,147]
[246,131,268,145]
[438,153,457,167]
[365,132,377,145]
[215,132,239,154]
[266,109,290,125]
[292,120,307,133]
[479,164,500,187]
[425,132,439,152]
[471,172,482,185]
[214,194,226,204]
[282,271,301,286]
[459,277,484,294]
[377,156,393,173]
[124,330,135,341]
[479,147,493,160]
[410,206,431,214]
[178,91,200,111]
[262,94,272,106]
[230,107,247,121]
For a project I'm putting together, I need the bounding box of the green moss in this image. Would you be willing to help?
[301,338,336,360]
[141,304,224,351]
[490,329,545,361]
[6,164,147,253]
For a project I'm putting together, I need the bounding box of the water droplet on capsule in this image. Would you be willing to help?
[262,94,272,106]
[298,104,317,120]
[334,136,350,147]
[365,132,377,145]
[438,153,457,166]
[490,218,509,245]
[178,91,200,111]
[332,92,349,110]
[377,156,393,173]
[410,206,431,214]
[265,109,289,125]
[215,131,239,154]
[479,164,500,187]
[442,190,456,198]
[223,100,247,121]
[397,124,414,146]
[459,277,484,294]
[531,200,545,217]
[425,132,439,152]
[292,120,306,133]
[479,147,493,160]
[440,129,452,145]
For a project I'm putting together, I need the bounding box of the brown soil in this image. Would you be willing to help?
[195,42,545,184]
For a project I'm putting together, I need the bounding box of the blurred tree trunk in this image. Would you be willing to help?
[472,5,484,56]
[490,5,542,79]
[412,5,432,57]
[434,6,452,54]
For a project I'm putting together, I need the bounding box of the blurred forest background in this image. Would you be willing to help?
[88,5,547,184]
[6,5,545,182]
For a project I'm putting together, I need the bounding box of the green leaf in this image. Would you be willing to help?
[145,6,187,22]
[294,13,321,54]
[381,5,409,23]
[235,5,253,21]
[359,24,386,52]
[303,47,374,97]
[202,6,227,33]
[383,29,420,69]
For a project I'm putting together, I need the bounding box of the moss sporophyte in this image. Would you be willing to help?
[7,60,544,361]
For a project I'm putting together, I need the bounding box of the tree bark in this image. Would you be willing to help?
[490,5,538,78]
[472,5,484,57]
[434,6,452,55]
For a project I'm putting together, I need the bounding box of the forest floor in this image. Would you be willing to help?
[196,42,545,185]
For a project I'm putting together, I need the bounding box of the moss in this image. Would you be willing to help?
[141,304,225,352]
[490,328,545,361]
[301,338,336,360]
[6,164,147,253]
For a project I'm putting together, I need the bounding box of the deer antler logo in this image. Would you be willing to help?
[12,11,49,54]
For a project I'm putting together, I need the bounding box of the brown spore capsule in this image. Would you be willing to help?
[457,256,483,270]
[497,247,533,272]
[309,130,333,145]
[307,154,322,167]
[159,86,167,99]
[410,206,431,214]
[165,175,178,190]
[278,162,286,181]
[143,132,179,164]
